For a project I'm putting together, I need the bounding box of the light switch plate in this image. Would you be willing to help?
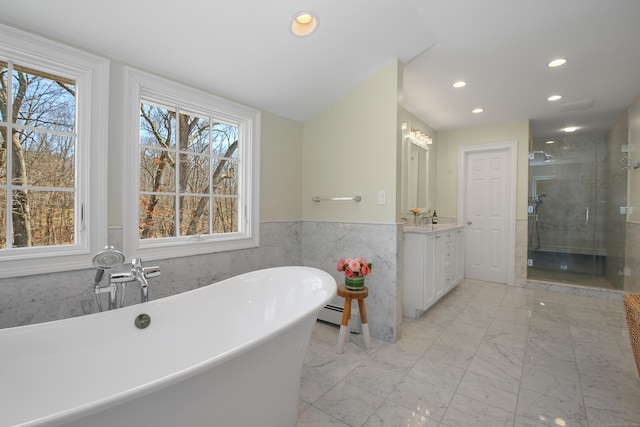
[377,191,386,205]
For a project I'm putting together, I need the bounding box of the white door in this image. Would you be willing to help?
[462,145,514,284]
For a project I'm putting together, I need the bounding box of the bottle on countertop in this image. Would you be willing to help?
[431,210,438,224]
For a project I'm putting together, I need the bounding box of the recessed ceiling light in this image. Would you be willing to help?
[291,11,318,37]
[545,140,555,144]
[548,58,567,68]
[547,95,562,101]
[563,126,578,132]
[472,108,484,114]
[453,81,467,88]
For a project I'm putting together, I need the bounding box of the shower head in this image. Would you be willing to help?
[93,246,125,269]
[529,151,554,162]
[92,246,125,283]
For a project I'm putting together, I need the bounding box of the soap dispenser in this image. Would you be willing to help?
[432,210,438,224]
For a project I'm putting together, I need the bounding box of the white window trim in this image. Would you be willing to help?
[123,67,260,261]
[0,24,109,278]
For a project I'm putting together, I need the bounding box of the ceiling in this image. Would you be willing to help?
[2,0,640,140]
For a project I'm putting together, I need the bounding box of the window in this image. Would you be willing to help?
[0,24,108,278]
[124,68,260,260]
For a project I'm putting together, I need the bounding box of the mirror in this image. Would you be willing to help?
[405,141,429,213]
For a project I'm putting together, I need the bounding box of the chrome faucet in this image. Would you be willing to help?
[109,258,160,306]
[131,258,161,303]
[92,246,125,311]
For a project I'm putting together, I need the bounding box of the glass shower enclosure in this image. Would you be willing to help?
[527,132,627,290]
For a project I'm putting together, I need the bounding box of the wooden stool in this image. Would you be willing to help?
[336,284,371,353]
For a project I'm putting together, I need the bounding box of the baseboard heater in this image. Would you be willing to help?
[317,303,362,334]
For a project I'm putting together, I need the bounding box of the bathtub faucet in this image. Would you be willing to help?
[110,258,160,305]
[131,258,161,303]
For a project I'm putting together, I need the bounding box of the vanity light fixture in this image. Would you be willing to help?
[563,126,578,133]
[401,121,408,131]
[548,58,567,68]
[291,11,318,37]
[547,95,562,101]
[409,128,432,147]
[472,108,484,114]
[452,81,467,88]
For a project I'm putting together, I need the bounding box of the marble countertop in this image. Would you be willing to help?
[403,223,463,233]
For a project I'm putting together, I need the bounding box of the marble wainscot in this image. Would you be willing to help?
[0,221,302,329]
[302,221,402,343]
[0,220,403,344]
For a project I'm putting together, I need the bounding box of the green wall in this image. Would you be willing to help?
[302,61,402,223]
[435,119,531,220]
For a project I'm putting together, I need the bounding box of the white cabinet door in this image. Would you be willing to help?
[403,233,425,318]
[434,232,445,298]
[423,233,436,308]
[403,232,436,318]
[403,227,464,319]
[442,231,454,291]
[455,228,465,284]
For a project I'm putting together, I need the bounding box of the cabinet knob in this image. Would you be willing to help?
[466,220,472,225]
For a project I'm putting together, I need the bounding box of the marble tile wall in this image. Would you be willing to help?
[515,219,528,287]
[0,220,403,344]
[625,222,640,293]
[0,221,302,329]
[529,134,608,255]
[302,221,402,343]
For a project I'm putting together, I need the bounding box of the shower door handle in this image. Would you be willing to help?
[585,207,590,225]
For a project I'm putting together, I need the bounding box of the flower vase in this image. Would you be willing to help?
[345,275,365,291]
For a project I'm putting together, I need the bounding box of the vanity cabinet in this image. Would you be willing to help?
[454,228,465,284]
[403,226,465,319]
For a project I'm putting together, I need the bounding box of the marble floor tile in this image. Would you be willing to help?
[528,316,573,346]
[298,278,640,427]
[440,393,515,427]
[484,318,530,349]
[516,387,588,427]
[467,341,524,386]
[435,326,484,353]
[393,327,442,356]
[520,365,583,399]
[407,357,465,393]
[420,340,474,370]
[305,349,365,381]
[493,304,533,326]
[313,381,386,427]
[297,405,350,427]
[455,369,519,414]
[344,358,410,397]
[300,365,342,404]
[386,375,454,422]
[363,401,440,427]
[584,406,640,427]
[372,343,422,369]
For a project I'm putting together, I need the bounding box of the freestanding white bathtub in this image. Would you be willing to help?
[0,266,336,427]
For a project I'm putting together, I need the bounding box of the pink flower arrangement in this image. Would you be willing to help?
[410,207,421,217]
[336,257,373,278]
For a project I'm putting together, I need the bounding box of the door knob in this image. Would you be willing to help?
[466,220,472,225]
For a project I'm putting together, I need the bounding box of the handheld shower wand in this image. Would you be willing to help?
[92,246,125,311]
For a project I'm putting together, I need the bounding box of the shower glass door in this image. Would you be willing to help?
[527,134,612,288]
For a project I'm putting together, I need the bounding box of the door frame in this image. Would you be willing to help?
[457,141,517,285]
